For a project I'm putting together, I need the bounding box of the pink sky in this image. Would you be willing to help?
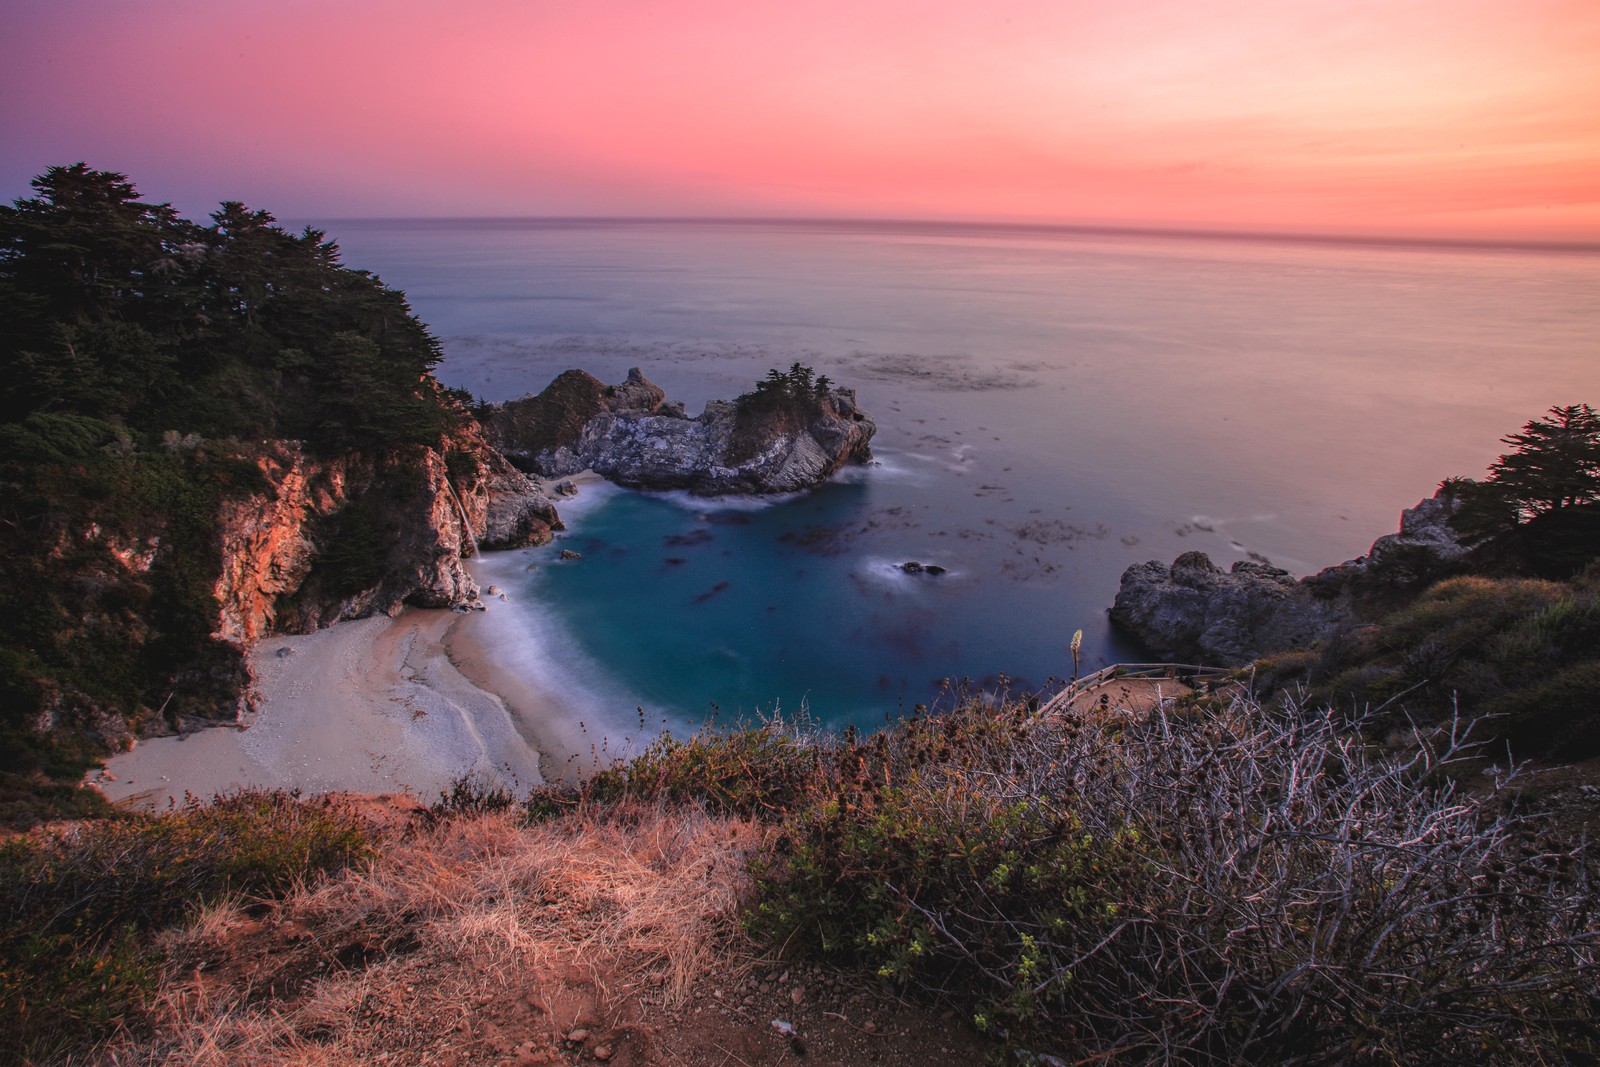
[3,0,1598,239]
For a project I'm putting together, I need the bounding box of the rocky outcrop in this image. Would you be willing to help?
[212,443,468,644]
[485,367,876,495]
[1109,553,1350,664]
[474,448,563,550]
[1110,490,1470,665]
[213,432,561,646]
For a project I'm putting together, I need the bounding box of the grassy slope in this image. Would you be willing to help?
[9,690,1597,1066]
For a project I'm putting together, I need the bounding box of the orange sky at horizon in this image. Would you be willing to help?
[3,0,1598,240]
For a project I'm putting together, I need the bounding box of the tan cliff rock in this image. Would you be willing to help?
[212,434,560,648]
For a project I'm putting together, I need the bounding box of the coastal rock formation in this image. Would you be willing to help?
[212,444,468,646]
[1110,490,1469,664]
[463,439,564,551]
[213,432,560,648]
[1109,554,1347,664]
[485,367,876,495]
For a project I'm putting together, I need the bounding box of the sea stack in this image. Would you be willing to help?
[483,367,876,495]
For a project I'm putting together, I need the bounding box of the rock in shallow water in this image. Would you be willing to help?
[1109,490,1470,665]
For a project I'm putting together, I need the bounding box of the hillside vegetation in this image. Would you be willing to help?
[5,693,1596,1065]
[1257,404,1600,762]
[0,165,472,820]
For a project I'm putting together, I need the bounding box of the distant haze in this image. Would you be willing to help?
[3,0,1599,241]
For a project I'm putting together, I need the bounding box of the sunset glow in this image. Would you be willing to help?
[3,0,1598,239]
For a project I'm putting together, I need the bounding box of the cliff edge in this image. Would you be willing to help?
[213,425,560,647]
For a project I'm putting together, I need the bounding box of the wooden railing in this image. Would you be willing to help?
[1033,662,1237,719]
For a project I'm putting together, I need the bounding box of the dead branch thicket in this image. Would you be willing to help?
[909,692,1600,1063]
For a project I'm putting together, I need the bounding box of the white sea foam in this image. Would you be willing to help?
[470,550,664,768]
[833,450,934,485]
[856,556,957,590]
[542,477,624,523]
[649,487,802,513]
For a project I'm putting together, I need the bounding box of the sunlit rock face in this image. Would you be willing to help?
[1111,491,1468,664]
[213,429,560,644]
[484,367,876,496]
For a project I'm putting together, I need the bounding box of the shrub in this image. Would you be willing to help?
[580,720,823,816]
[1307,575,1600,759]
[731,696,1599,1062]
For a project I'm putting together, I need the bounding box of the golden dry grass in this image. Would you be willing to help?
[95,800,770,1066]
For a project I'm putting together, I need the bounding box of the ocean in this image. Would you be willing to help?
[311,218,1599,740]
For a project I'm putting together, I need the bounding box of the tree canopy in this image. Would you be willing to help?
[1445,403,1600,577]
[1,162,455,452]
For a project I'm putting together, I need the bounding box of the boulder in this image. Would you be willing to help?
[475,451,561,550]
[1110,490,1470,665]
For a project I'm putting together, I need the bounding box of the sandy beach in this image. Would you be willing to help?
[94,605,552,810]
[90,470,619,810]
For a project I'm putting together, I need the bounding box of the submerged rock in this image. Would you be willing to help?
[483,367,876,496]
[1110,490,1470,664]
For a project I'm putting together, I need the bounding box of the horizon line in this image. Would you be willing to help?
[292,214,1600,255]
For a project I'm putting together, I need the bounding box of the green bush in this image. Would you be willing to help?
[581,724,822,815]
[753,776,1137,1026]
[1488,661,1600,756]
[1307,575,1600,758]
[584,696,1599,1062]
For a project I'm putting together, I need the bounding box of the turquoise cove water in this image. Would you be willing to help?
[314,218,1600,738]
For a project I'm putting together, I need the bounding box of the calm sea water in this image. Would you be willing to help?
[313,218,1600,739]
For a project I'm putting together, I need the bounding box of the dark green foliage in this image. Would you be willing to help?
[1,163,456,451]
[0,790,370,1057]
[0,438,264,806]
[0,165,469,796]
[728,363,828,464]
[444,444,482,485]
[579,724,822,815]
[1298,575,1600,759]
[1489,661,1600,756]
[1447,404,1600,578]
[305,491,392,601]
[738,706,1143,1033]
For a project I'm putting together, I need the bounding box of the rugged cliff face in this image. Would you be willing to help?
[485,367,876,495]
[10,428,560,771]
[1109,490,1471,664]
[215,432,560,646]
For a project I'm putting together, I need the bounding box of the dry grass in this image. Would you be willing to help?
[95,800,770,1066]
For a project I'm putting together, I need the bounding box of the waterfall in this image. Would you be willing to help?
[444,479,478,557]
